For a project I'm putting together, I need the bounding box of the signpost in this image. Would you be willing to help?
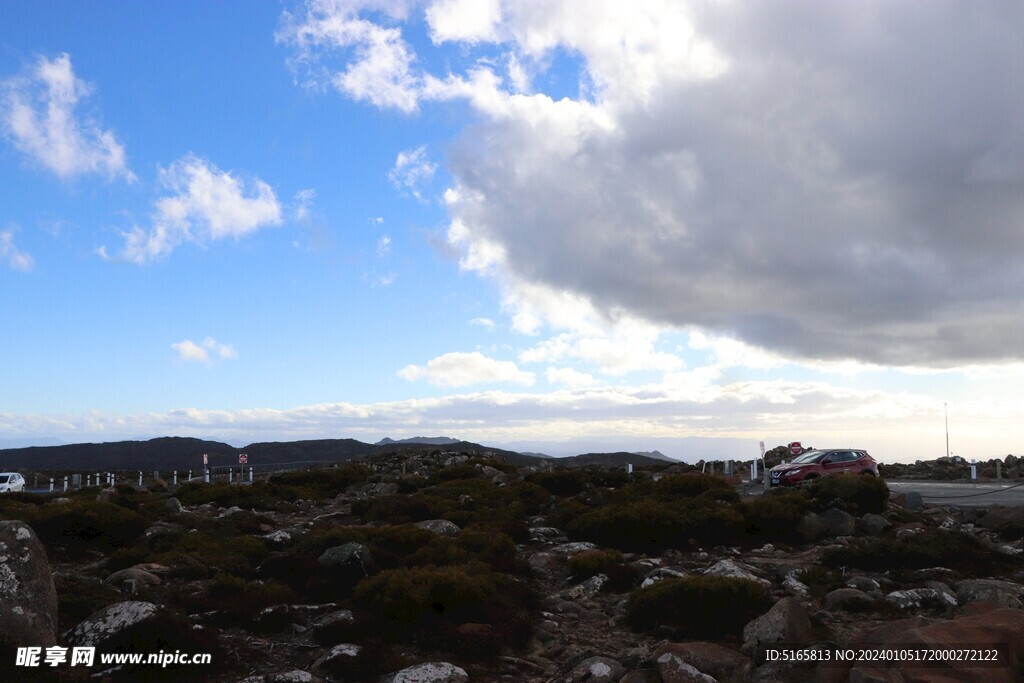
[788,441,803,456]
[239,453,248,465]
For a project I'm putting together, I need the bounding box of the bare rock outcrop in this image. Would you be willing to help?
[0,522,59,647]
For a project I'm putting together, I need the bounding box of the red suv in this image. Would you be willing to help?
[769,449,879,486]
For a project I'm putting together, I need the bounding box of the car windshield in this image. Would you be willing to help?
[790,450,826,464]
[0,476,8,483]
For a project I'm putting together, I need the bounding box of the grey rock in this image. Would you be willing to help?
[380,662,469,683]
[414,519,462,537]
[818,508,856,537]
[564,574,608,600]
[955,578,1024,608]
[0,522,59,646]
[318,542,371,572]
[551,542,598,557]
[164,497,183,515]
[105,568,161,587]
[858,513,891,535]
[903,492,925,510]
[569,656,625,682]
[704,559,770,588]
[796,512,825,542]
[311,643,362,678]
[885,588,957,610]
[68,600,159,647]
[743,597,813,654]
[823,588,876,612]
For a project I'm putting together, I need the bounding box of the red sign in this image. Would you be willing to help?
[238,454,248,464]
[788,442,803,455]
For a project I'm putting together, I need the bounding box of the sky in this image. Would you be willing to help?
[2,1,1023,462]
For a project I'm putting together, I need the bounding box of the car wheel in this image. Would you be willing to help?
[860,470,876,477]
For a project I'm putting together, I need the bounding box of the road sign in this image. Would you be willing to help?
[202,453,208,465]
[788,442,803,455]
[759,441,765,456]
[239,453,248,464]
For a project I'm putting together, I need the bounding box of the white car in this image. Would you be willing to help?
[0,472,25,493]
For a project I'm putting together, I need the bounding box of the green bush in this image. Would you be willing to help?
[353,564,538,650]
[175,481,305,510]
[527,470,590,496]
[796,566,843,599]
[269,464,370,497]
[569,549,624,579]
[567,498,744,552]
[27,500,149,554]
[821,531,1013,577]
[55,574,122,627]
[743,491,813,544]
[804,474,889,515]
[626,576,772,638]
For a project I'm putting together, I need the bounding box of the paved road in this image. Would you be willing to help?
[886,479,1024,508]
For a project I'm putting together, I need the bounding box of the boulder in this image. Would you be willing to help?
[311,643,362,679]
[818,509,856,537]
[380,662,469,683]
[703,559,770,588]
[851,608,1024,683]
[797,512,826,542]
[569,656,626,682]
[976,506,1024,539]
[165,497,183,515]
[857,513,891,535]
[67,600,159,647]
[654,642,752,683]
[955,579,1024,609]
[105,567,161,587]
[551,542,598,557]
[0,522,59,647]
[902,492,925,510]
[564,574,608,600]
[414,519,462,537]
[885,588,957,610]
[824,588,876,612]
[742,598,813,656]
[318,542,371,574]
[240,671,323,683]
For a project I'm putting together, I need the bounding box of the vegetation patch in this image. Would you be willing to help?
[821,530,1013,577]
[803,475,889,515]
[567,498,745,552]
[26,500,149,555]
[743,491,813,544]
[626,575,772,639]
[352,563,539,655]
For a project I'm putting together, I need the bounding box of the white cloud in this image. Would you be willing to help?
[283,1,1024,368]
[1,53,133,181]
[277,1,422,112]
[546,366,596,388]
[294,188,316,221]
[171,337,237,365]
[0,230,34,272]
[108,154,282,264]
[4,375,1017,461]
[389,145,436,199]
[376,234,392,256]
[520,322,684,376]
[426,0,502,44]
[470,317,495,330]
[398,351,535,387]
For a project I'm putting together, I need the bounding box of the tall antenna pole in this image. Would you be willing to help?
[944,402,949,458]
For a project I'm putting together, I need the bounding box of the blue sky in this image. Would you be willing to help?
[2,1,1023,462]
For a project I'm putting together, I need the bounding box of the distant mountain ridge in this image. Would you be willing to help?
[375,436,462,446]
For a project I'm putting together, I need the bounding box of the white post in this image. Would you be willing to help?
[63,476,68,492]
[229,468,233,483]
[188,470,192,481]
[95,473,100,488]
[86,474,91,487]
[204,468,210,483]
[249,467,253,483]
[970,459,977,480]
[49,478,54,493]
[173,471,177,485]
[751,459,758,480]
[138,471,143,487]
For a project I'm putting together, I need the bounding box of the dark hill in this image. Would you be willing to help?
[0,437,237,472]
[557,451,672,469]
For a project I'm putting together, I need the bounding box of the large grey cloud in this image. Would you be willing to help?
[445,2,1024,367]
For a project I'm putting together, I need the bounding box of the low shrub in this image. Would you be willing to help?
[527,470,590,496]
[27,500,149,555]
[352,563,538,651]
[269,464,371,497]
[567,498,745,552]
[821,530,1013,577]
[743,491,813,544]
[54,574,122,627]
[626,575,772,638]
[569,549,624,579]
[174,481,304,510]
[804,474,889,515]
[796,566,844,599]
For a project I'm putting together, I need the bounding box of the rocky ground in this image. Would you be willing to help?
[1,450,1023,682]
